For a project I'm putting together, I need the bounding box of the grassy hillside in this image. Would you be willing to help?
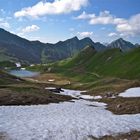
[0,70,24,85]
[39,46,140,82]
[85,47,140,79]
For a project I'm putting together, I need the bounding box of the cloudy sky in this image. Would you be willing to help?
[0,0,140,43]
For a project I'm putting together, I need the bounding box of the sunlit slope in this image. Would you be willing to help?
[54,46,140,80]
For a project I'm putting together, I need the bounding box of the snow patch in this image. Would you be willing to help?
[79,95,102,100]
[21,68,26,70]
[93,95,102,99]
[48,79,55,82]
[15,62,21,68]
[80,95,94,99]
[119,87,140,97]
[0,101,140,140]
[45,88,82,98]
[45,87,56,90]
[46,87,101,100]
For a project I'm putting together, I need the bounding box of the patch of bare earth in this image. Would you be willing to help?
[0,84,72,106]
[0,132,11,140]
[99,97,140,115]
[25,73,71,86]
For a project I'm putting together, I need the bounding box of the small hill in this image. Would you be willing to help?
[61,45,97,68]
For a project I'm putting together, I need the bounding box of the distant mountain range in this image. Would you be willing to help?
[0,28,138,64]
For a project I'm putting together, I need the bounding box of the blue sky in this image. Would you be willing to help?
[0,0,140,43]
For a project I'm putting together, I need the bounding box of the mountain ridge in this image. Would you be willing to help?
[0,28,137,64]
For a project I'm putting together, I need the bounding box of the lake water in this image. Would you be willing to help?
[9,69,39,78]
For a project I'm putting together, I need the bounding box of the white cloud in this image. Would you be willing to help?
[89,11,126,25]
[22,25,40,33]
[75,11,95,19]
[0,18,10,28]
[108,32,117,37]
[17,25,40,37]
[89,11,113,25]
[76,11,126,25]
[14,0,88,18]
[76,11,140,37]
[116,13,140,36]
[77,31,93,38]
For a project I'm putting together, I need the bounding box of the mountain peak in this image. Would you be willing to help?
[117,38,124,41]
[80,37,93,42]
[108,38,135,51]
[112,38,126,44]
[71,36,79,40]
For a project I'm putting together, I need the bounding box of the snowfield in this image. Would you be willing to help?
[0,88,140,140]
[119,87,140,97]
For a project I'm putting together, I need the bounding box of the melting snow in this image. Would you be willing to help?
[45,87,91,99]
[119,87,140,97]
[15,62,21,68]
[0,88,140,140]
[93,95,102,99]
[0,101,140,140]
[80,95,94,99]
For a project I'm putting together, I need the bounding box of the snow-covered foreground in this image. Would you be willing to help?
[0,100,140,140]
[119,87,140,97]
[0,88,140,140]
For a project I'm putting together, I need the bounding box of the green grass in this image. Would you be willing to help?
[27,46,140,84]
[0,61,17,69]
[52,47,140,81]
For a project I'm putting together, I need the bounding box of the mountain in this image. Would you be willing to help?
[41,37,106,63]
[135,43,140,48]
[41,37,93,63]
[0,28,44,64]
[0,28,137,64]
[0,28,106,64]
[107,38,135,51]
